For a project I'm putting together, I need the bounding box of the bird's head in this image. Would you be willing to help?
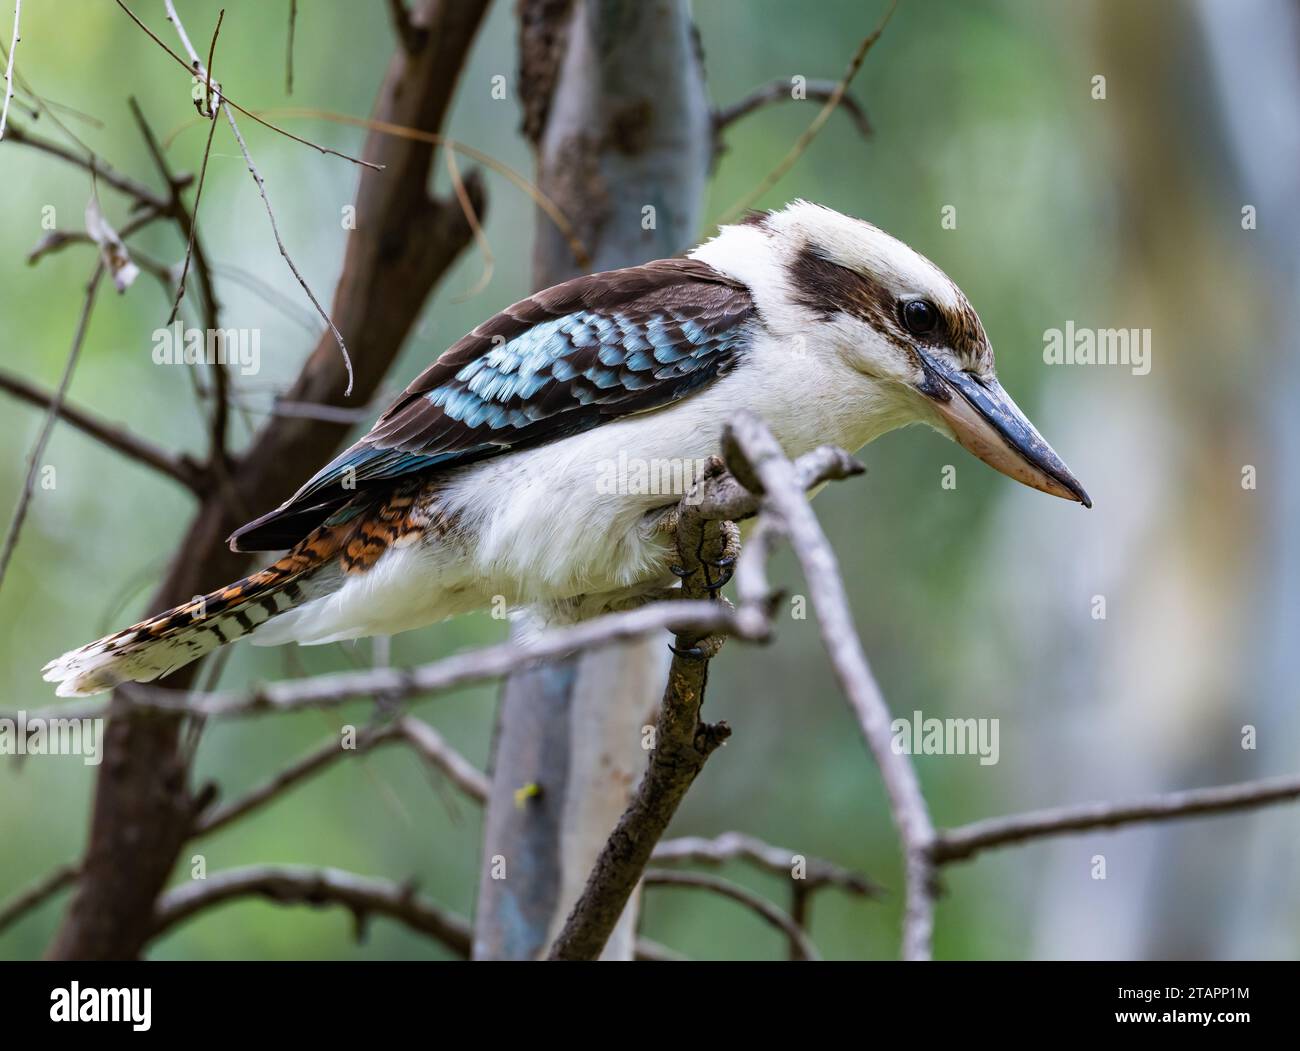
[698,200,1090,507]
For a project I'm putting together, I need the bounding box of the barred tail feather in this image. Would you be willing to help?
[42,544,332,698]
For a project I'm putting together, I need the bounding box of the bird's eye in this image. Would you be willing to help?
[901,299,940,337]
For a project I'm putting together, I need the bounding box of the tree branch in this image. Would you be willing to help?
[651,831,882,897]
[114,0,380,170]
[932,772,1300,865]
[159,0,354,395]
[722,410,938,962]
[150,865,472,955]
[643,869,821,960]
[396,715,490,802]
[5,122,170,210]
[714,76,872,139]
[0,367,205,491]
[547,437,864,961]
[0,862,78,936]
[116,599,745,719]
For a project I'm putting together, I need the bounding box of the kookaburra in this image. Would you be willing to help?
[44,201,1090,697]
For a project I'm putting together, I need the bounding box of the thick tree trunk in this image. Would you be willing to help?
[473,0,710,960]
[47,0,491,960]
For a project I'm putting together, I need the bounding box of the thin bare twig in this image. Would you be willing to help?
[723,410,937,961]
[224,109,353,394]
[179,107,591,270]
[397,715,490,802]
[158,0,355,396]
[0,368,204,490]
[148,863,671,960]
[933,772,1300,864]
[652,831,881,896]
[0,263,104,592]
[0,0,21,141]
[193,724,404,837]
[27,205,164,266]
[162,12,222,331]
[717,0,895,224]
[643,869,820,961]
[192,716,487,837]
[714,77,872,137]
[5,123,170,209]
[0,862,79,936]
[112,0,382,170]
[208,262,318,332]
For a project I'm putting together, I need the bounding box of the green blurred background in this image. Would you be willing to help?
[2,0,1297,960]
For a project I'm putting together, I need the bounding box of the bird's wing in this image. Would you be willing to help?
[229,258,756,551]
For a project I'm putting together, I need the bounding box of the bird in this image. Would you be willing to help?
[43,200,1090,697]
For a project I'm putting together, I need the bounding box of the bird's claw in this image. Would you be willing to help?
[699,521,741,592]
[669,631,727,661]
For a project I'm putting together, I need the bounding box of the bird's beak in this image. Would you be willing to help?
[914,351,1091,507]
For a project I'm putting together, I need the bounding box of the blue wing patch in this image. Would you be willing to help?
[229,258,755,551]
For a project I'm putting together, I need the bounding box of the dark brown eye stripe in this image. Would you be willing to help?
[787,244,991,368]
[788,246,897,335]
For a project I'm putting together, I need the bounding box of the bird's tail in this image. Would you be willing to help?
[42,526,343,698]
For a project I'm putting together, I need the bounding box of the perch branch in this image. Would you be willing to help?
[112,599,746,720]
[723,409,938,962]
[547,438,864,961]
